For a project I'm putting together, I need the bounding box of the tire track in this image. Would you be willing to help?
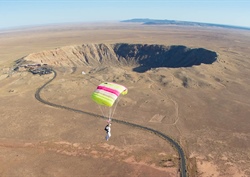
[148,74,182,137]
[35,69,188,177]
[148,74,180,125]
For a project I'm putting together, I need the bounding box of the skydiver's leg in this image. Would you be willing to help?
[106,132,111,141]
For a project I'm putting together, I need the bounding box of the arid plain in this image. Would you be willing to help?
[0,23,250,177]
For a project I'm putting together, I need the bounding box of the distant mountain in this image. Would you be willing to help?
[121,18,250,31]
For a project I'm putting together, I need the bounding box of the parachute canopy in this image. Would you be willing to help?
[91,82,128,107]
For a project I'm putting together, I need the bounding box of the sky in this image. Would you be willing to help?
[0,0,250,29]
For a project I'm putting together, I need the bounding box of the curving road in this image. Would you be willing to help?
[35,69,188,177]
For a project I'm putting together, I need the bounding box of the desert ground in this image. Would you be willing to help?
[0,22,250,177]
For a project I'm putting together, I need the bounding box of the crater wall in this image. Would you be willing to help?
[22,43,217,72]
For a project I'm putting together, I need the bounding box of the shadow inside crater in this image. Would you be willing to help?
[113,44,218,73]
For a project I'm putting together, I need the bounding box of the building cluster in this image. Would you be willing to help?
[13,63,52,75]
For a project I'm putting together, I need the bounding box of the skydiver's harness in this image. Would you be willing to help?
[104,125,109,133]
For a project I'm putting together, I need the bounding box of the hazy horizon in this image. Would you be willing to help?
[1,0,250,30]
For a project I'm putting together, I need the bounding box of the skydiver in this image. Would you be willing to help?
[105,123,111,141]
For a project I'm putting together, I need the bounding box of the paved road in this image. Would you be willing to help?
[35,69,188,177]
